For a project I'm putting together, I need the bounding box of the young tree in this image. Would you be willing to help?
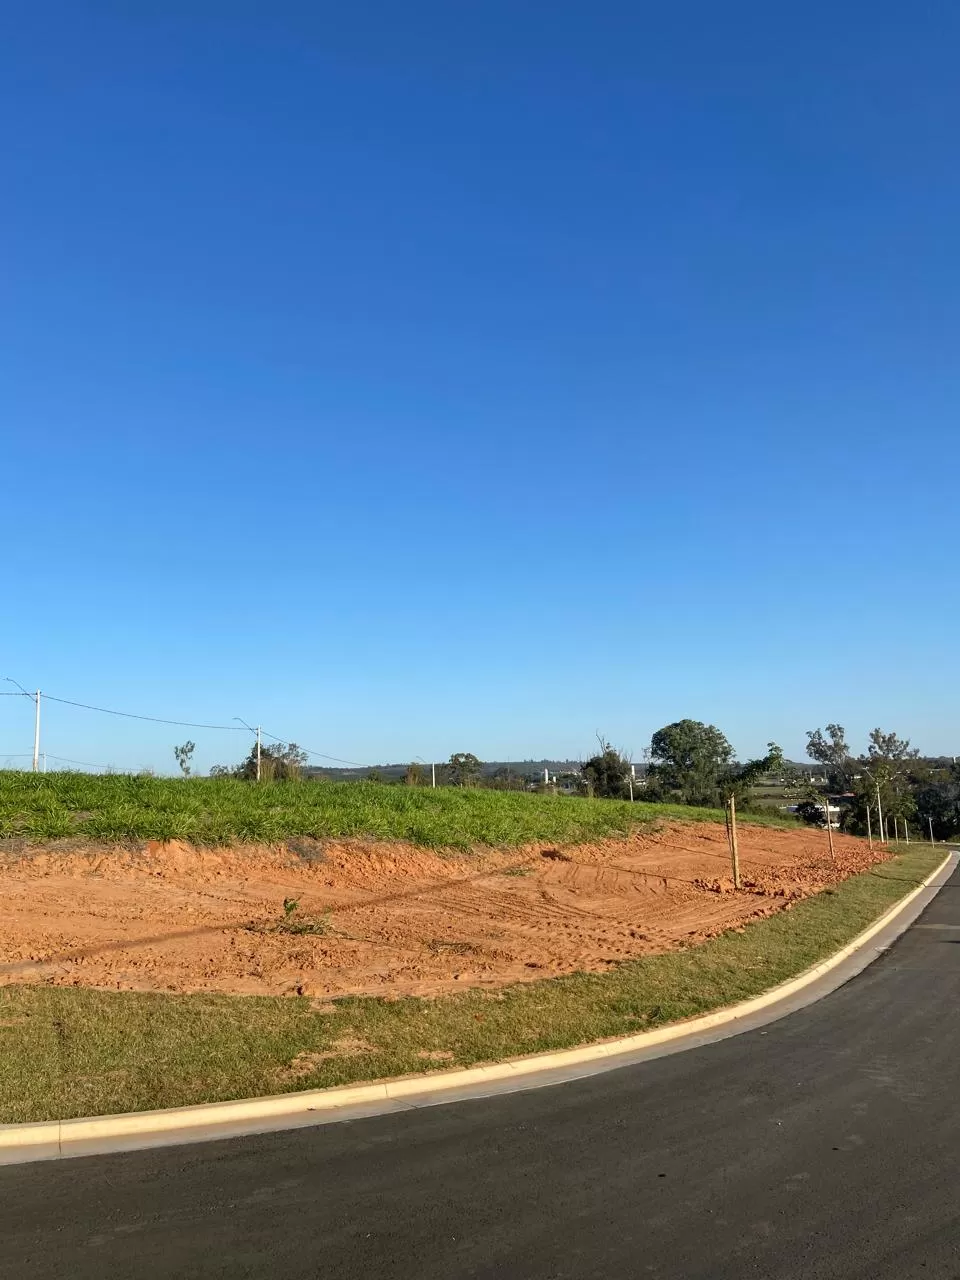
[805,724,854,792]
[404,763,425,787]
[173,741,196,777]
[722,743,785,807]
[857,728,920,832]
[447,752,482,788]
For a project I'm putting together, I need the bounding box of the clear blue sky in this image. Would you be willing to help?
[3,2,958,774]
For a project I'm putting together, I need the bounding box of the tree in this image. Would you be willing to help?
[856,728,920,832]
[581,739,631,800]
[647,720,735,807]
[803,724,923,835]
[404,763,425,787]
[447,752,482,788]
[722,743,785,807]
[805,724,854,792]
[236,741,308,782]
[914,762,960,841]
[173,741,195,778]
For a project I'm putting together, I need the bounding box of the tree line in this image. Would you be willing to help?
[189,719,960,842]
[798,723,959,841]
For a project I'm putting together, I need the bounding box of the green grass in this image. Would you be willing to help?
[0,770,794,849]
[0,844,943,1125]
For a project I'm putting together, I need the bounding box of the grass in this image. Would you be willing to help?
[0,770,795,849]
[0,844,943,1125]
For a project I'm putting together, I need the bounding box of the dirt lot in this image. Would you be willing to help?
[0,824,887,999]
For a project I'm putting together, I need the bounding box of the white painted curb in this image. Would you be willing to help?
[2,849,954,1164]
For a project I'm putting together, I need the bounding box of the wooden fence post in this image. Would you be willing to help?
[728,794,741,890]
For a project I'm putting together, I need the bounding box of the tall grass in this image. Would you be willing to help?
[0,771,793,848]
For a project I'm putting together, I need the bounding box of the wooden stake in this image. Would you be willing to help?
[825,796,836,864]
[728,794,741,890]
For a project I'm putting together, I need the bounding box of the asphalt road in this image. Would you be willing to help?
[5,862,960,1280]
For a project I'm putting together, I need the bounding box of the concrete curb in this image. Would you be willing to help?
[2,848,955,1165]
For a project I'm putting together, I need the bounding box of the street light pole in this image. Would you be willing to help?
[5,679,39,772]
[234,718,262,782]
[33,690,41,774]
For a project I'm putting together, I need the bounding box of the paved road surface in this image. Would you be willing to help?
[5,862,960,1279]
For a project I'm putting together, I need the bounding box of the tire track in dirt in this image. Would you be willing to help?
[0,824,889,997]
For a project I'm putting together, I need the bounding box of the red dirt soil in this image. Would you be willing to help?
[0,824,888,999]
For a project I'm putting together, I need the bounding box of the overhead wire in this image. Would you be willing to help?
[258,728,367,768]
[4,683,365,770]
[39,693,249,732]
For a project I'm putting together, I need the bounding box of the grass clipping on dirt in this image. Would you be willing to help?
[0,771,795,849]
[0,844,943,1125]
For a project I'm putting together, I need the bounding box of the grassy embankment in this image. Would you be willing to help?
[0,832,942,1124]
[0,771,796,848]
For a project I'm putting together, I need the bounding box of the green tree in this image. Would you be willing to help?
[447,752,482,788]
[723,743,785,807]
[581,740,631,800]
[173,740,195,777]
[805,724,854,792]
[404,763,425,787]
[236,741,308,782]
[914,762,960,841]
[856,728,920,833]
[647,720,735,807]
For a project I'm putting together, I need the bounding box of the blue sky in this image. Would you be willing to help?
[2,1,958,774]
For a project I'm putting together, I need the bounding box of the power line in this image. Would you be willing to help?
[40,693,248,732]
[259,728,366,768]
[6,682,366,769]
[46,754,113,769]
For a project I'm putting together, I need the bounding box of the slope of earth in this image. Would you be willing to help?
[0,824,886,999]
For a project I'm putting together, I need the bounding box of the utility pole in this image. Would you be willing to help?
[825,796,836,864]
[32,690,41,774]
[256,725,262,782]
[431,761,436,788]
[628,764,635,803]
[929,816,936,845]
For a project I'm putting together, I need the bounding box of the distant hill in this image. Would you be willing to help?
[304,759,586,783]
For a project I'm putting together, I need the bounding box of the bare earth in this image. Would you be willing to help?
[0,824,887,999]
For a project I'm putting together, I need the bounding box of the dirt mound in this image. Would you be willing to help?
[0,824,887,998]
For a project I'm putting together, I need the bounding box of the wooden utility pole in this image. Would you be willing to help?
[728,794,742,889]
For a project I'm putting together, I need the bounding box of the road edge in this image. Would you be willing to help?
[3,848,955,1165]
